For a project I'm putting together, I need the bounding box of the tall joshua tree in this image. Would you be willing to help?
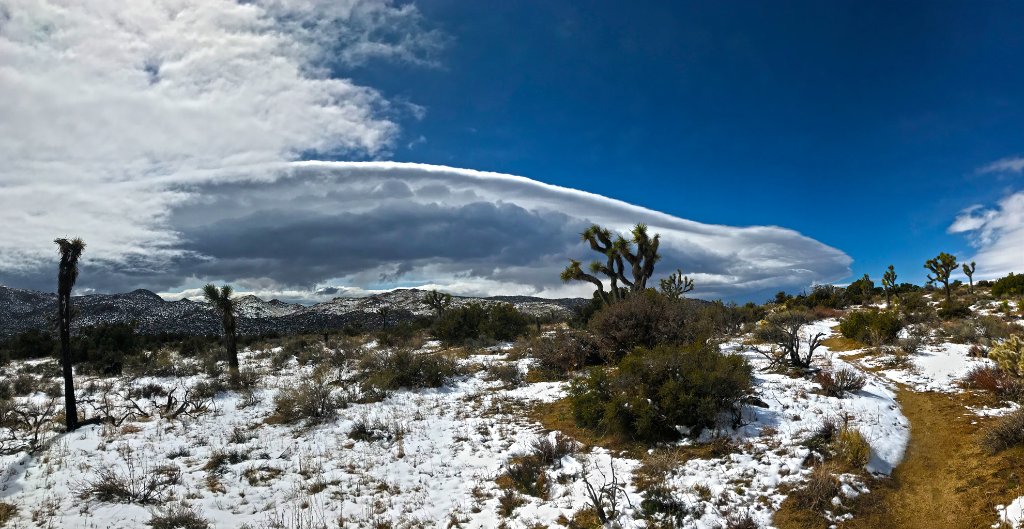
[659,269,694,299]
[204,284,239,383]
[962,261,976,294]
[55,237,85,431]
[561,223,661,305]
[422,290,452,318]
[882,265,897,308]
[924,252,958,303]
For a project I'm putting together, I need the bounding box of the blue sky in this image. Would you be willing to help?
[349,1,1024,288]
[3,0,1023,302]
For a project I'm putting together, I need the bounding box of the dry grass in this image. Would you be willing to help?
[0,503,16,527]
[776,388,1024,529]
[820,336,866,352]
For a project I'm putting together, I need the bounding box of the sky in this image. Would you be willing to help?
[1,0,1023,303]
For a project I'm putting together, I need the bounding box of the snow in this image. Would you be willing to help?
[996,496,1024,528]
[0,317,913,529]
[879,342,992,392]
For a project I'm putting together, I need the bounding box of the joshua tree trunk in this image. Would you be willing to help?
[55,237,85,431]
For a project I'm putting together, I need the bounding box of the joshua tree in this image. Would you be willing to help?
[422,290,452,318]
[881,265,897,308]
[203,284,239,383]
[924,252,958,303]
[659,269,694,299]
[561,223,661,305]
[54,237,85,431]
[377,306,390,330]
[963,261,976,294]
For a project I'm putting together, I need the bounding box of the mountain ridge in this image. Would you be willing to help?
[0,286,587,337]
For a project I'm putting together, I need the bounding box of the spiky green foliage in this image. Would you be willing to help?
[845,274,875,305]
[962,261,976,294]
[658,269,694,299]
[561,223,662,305]
[882,265,897,308]
[990,335,1024,379]
[203,284,239,383]
[422,290,452,318]
[54,237,85,431]
[992,273,1024,298]
[924,252,958,302]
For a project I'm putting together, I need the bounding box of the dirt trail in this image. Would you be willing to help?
[838,388,1024,529]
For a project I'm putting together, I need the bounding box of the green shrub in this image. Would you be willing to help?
[271,367,345,425]
[433,303,530,345]
[990,335,1024,378]
[937,300,972,320]
[568,343,753,442]
[360,349,462,391]
[992,273,1024,298]
[838,310,902,345]
[587,292,703,359]
[0,329,56,362]
[72,322,143,375]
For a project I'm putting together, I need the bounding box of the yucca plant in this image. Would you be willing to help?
[203,284,239,384]
[54,237,85,431]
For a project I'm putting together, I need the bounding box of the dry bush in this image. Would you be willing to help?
[486,362,524,388]
[789,464,841,511]
[526,329,602,377]
[271,367,345,425]
[529,432,578,469]
[503,455,549,498]
[359,348,462,391]
[879,346,915,370]
[982,408,1024,454]
[148,503,211,529]
[832,427,870,469]
[79,457,181,505]
[815,367,866,398]
[962,365,1024,399]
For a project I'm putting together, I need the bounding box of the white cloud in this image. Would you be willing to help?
[949,191,1024,279]
[977,156,1024,175]
[0,0,437,272]
[0,1,852,302]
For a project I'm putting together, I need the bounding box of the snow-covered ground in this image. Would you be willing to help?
[0,318,914,529]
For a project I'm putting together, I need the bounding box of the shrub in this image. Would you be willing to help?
[0,329,56,361]
[360,349,462,391]
[990,335,1024,378]
[433,303,530,345]
[937,300,973,320]
[487,362,524,388]
[271,367,345,425]
[832,427,870,468]
[816,367,866,398]
[962,365,1024,399]
[790,465,841,511]
[587,292,702,359]
[897,291,935,324]
[529,432,578,468]
[72,322,143,375]
[568,343,753,441]
[982,408,1024,454]
[79,460,181,505]
[839,310,902,345]
[503,455,549,498]
[148,503,211,529]
[992,273,1024,298]
[527,329,602,376]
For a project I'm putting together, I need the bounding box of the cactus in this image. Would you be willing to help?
[962,261,976,294]
[991,335,1024,378]
[924,252,958,303]
[882,265,897,308]
[561,223,662,305]
[659,269,694,299]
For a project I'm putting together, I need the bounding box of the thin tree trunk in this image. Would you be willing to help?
[59,293,78,431]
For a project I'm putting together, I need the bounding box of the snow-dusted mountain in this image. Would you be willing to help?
[0,286,585,336]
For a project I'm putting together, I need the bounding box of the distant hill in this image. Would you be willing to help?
[0,286,587,337]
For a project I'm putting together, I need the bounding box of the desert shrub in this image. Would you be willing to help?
[360,349,461,391]
[72,322,144,375]
[982,408,1024,454]
[190,378,227,401]
[979,316,1021,345]
[568,343,753,442]
[503,455,549,498]
[897,291,935,324]
[879,346,915,370]
[0,503,16,526]
[815,367,866,398]
[529,432,578,468]
[148,503,211,529]
[832,427,870,468]
[79,460,181,505]
[804,416,840,454]
[990,335,1024,378]
[839,310,902,345]
[271,367,344,425]
[937,300,973,320]
[993,273,1024,298]
[497,488,525,516]
[376,321,426,348]
[527,329,602,376]
[587,292,702,359]
[962,365,1024,399]
[433,303,530,345]
[721,512,760,529]
[486,362,524,388]
[790,465,842,511]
